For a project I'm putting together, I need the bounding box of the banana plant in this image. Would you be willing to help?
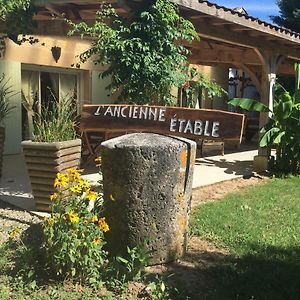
[228,64,300,173]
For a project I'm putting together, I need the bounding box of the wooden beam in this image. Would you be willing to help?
[190,20,300,60]
[172,0,300,45]
[189,14,212,19]
[231,27,253,31]
[234,63,262,95]
[245,64,296,76]
[44,4,63,18]
[278,64,295,75]
[211,21,232,26]
[188,48,261,65]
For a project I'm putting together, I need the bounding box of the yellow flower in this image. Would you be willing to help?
[88,215,98,223]
[66,168,83,181]
[151,222,157,231]
[85,190,98,201]
[95,157,102,163]
[45,217,54,225]
[70,184,82,194]
[50,193,58,202]
[98,217,110,232]
[9,228,20,238]
[63,211,80,223]
[92,236,102,245]
[79,179,91,191]
[54,173,69,188]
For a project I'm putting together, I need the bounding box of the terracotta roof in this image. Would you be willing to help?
[34,0,300,41]
[198,0,300,38]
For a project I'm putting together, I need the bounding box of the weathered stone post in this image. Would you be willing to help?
[101,133,196,264]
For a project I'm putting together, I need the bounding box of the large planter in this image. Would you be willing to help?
[22,139,82,212]
[0,126,5,177]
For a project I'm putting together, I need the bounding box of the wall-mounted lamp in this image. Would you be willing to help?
[51,46,61,63]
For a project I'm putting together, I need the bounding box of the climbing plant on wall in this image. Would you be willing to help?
[0,0,37,54]
[67,0,198,105]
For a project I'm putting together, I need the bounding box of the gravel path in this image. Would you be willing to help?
[0,199,41,244]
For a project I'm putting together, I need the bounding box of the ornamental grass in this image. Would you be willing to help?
[32,95,77,142]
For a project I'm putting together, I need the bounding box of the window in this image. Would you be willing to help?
[21,68,81,139]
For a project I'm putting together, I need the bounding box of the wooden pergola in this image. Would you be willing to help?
[33,0,300,170]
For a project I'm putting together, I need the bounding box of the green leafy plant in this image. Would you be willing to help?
[67,0,198,105]
[43,168,108,284]
[114,243,151,282]
[146,275,172,300]
[182,68,227,108]
[0,0,38,55]
[0,74,15,124]
[32,95,77,142]
[228,64,300,173]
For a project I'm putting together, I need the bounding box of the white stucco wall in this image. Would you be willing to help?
[0,60,22,155]
[91,71,116,104]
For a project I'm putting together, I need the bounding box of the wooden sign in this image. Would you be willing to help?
[80,104,244,141]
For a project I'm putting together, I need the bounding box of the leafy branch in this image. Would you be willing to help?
[67,0,198,105]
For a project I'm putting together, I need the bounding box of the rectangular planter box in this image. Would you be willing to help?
[22,139,82,212]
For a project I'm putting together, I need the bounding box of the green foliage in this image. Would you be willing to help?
[271,0,300,32]
[182,68,227,108]
[146,275,172,300]
[32,96,77,142]
[0,0,31,20]
[0,74,16,124]
[228,65,300,173]
[68,0,198,105]
[108,243,151,285]
[43,169,108,284]
[0,0,37,53]
[228,97,269,113]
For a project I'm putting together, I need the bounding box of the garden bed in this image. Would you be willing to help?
[0,175,271,299]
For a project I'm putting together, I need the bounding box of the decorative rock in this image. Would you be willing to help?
[101,133,196,264]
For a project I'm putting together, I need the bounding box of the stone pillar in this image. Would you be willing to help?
[101,133,196,265]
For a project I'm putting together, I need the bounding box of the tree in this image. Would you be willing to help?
[271,0,300,33]
[68,0,198,105]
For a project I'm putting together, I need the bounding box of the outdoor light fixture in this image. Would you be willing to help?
[51,46,61,63]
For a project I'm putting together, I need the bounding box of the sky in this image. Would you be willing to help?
[213,0,280,23]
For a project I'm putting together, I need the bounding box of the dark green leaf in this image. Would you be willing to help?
[259,127,281,147]
[228,98,270,112]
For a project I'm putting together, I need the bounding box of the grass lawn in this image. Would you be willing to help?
[191,176,300,300]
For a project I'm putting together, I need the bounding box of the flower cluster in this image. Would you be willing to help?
[43,167,109,282]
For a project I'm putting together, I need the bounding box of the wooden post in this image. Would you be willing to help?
[253,49,285,172]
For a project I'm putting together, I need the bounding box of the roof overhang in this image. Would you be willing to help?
[32,0,300,74]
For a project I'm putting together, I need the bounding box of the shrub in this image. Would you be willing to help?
[43,168,109,284]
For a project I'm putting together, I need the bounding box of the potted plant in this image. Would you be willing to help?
[22,95,81,211]
[0,74,15,177]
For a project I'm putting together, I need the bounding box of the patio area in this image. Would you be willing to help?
[0,144,257,214]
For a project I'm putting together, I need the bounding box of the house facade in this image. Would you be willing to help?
[2,0,300,171]
[1,34,118,155]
